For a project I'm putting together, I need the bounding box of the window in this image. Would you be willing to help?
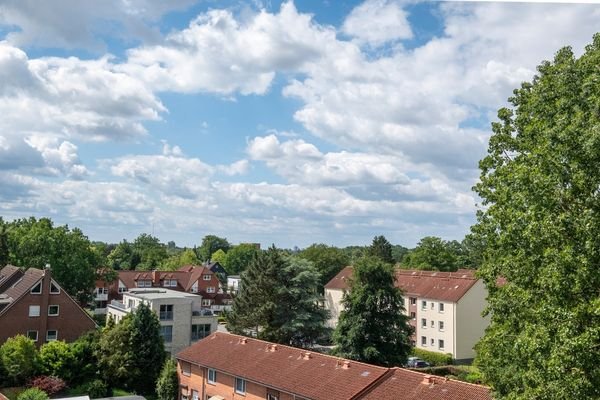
[160,325,173,343]
[235,377,246,395]
[410,311,416,320]
[46,330,58,341]
[181,361,191,376]
[31,282,42,294]
[29,305,40,317]
[410,297,416,305]
[137,280,151,288]
[163,279,178,287]
[97,287,108,295]
[439,321,444,331]
[191,324,212,341]
[421,336,427,346]
[421,300,427,310]
[431,338,434,346]
[431,320,435,328]
[206,286,215,293]
[207,368,216,384]
[267,393,280,400]
[118,286,127,293]
[191,282,198,293]
[160,304,174,320]
[421,318,426,328]
[439,302,445,312]
[27,330,38,342]
[430,302,434,310]
[439,339,445,349]
[202,299,211,306]
[203,274,211,281]
[48,305,59,316]
[50,281,60,294]
[191,390,198,400]
[128,299,135,308]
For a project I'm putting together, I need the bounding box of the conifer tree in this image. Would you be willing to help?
[367,235,395,264]
[333,256,412,366]
[156,358,178,400]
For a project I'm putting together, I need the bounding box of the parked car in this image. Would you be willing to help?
[406,357,430,368]
[413,360,431,368]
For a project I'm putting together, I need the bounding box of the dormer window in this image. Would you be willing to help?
[203,274,211,281]
[137,280,151,288]
[31,282,42,294]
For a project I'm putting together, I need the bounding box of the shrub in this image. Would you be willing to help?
[156,359,178,400]
[39,341,75,381]
[86,379,110,399]
[17,388,48,400]
[411,348,453,366]
[28,375,66,396]
[0,335,40,385]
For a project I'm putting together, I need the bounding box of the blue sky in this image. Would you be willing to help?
[0,0,599,248]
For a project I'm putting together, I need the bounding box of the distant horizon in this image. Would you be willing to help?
[1,1,598,249]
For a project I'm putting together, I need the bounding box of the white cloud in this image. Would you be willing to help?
[121,2,334,95]
[342,0,413,47]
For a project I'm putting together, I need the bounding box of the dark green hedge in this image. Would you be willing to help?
[411,348,453,366]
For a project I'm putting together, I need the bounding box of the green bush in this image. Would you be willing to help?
[16,388,48,400]
[411,348,453,366]
[86,380,110,399]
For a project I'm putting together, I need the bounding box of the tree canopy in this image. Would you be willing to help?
[367,235,394,264]
[332,256,412,367]
[473,35,600,399]
[298,243,349,291]
[197,235,230,261]
[223,243,260,275]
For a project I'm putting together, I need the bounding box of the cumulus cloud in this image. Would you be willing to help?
[342,0,413,47]
[121,2,333,95]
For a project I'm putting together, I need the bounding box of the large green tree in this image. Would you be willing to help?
[473,36,600,399]
[107,240,134,270]
[299,244,349,291]
[197,235,230,262]
[156,359,178,400]
[332,256,412,367]
[223,243,260,275]
[227,247,328,347]
[39,340,76,382]
[97,316,134,387]
[0,335,39,385]
[7,217,99,303]
[403,236,458,271]
[367,235,394,264]
[132,234,168,270]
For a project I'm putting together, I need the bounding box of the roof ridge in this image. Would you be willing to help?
[387,367,491,389]
[208,332,388,371]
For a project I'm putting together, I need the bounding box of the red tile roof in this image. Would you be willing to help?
[325,268,479,303]
[177,332,388,400]
[358,368,491,400]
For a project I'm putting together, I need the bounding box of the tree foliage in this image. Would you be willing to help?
[156,358,178,400]
[39,341,75,382]
[227,247,328,347]
[6,217,99,303]
[367,235,394,264]
[473,36,600,399]
[97,315,134,387]
[197,235,230,262]
[0,335,39,385]
[0,217,9,267]
[223,243,260,275]
[403,236,458,271]
[132,234,168,270]
[332,256,413,367]
[299,244,349,291]
[17,388,48,400]
[28,376,66,396]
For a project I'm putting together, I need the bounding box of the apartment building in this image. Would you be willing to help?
[94,265,232,315]
[176,332,491,400]
[325,267,489,362]
[107,288,218,355]
[0,265,96,346]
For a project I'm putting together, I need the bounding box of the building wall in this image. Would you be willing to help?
[455,280,489,361]
[178,361,296,400]
[413,299,456,358]
[0,274,96,346]
[324,288,344,328]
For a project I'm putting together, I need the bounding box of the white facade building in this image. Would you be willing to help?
[324,268,489,362]
[107,288,218,355]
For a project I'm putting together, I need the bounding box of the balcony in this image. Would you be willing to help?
[94,293,108,301]
[109,300,128,310]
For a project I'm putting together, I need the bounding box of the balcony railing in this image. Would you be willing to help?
[109,300,127,310]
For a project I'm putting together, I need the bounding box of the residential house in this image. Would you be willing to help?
[94,265,232,315]
[324,267,489,362]
[107,288,218,355]
[176,332,491,400]
[0,265,96,346]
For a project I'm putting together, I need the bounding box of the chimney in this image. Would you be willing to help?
[45,263,51,270]
[152,270,160,285]
[269,344,278,352]
[422,375,434,385]
[342,361,350,370]
[239,337,248,344]
[302,352,312,360]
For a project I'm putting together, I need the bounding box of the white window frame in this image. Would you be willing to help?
[29,305,40,317]
[421,336,427,346]
[118,286,127,293]
[46,330,58,341]
[235,377,246,395]
[439,321,444,331]
[439,302,445,312]
[48,305,60,316]
[410,297,416,305]
[410,311,416,320]
[421,300,427,310]
[207,368,216,385]
[430,302,435,310]
[439,339,445,349]
[27,330,38,342]
[206,286,215,293]
[267,394,279,400]
[202,299,211,306]
[431,338,434,346]
[30,282,42,294]
[191,390,198,400]
[431,320,435,328]
[203,274,211,281]
[421,318,426,328]
[49,281,60,294]
[181,362,191,377]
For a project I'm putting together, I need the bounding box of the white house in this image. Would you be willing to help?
[324,267,489,362]
[107,288,218,355]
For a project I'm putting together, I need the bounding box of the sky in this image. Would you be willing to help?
[0,0,599,249]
